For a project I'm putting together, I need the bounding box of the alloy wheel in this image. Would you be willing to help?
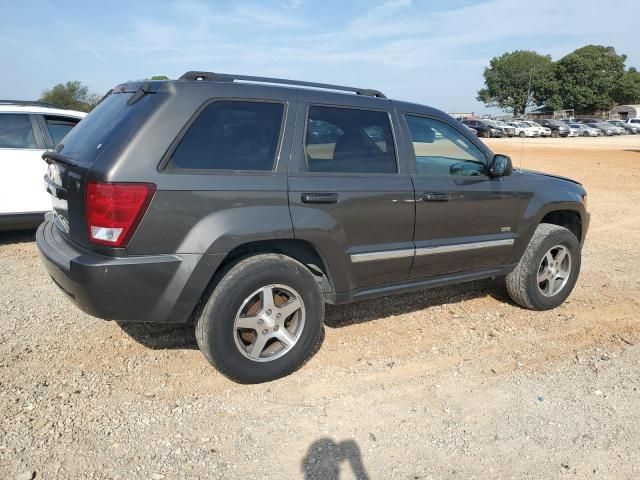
[537,245,572,297]
[233,284,306,362]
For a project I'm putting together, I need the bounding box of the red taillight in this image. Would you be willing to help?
[86,182,156,247]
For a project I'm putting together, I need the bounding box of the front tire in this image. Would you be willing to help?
[519,131,525,138]
[551,130,559,138]
[195,254,325,383]
[506,223,581,310]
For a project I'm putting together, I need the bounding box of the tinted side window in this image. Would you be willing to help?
[171,101,284,171]
[0,114,36,149]
[44,115,80,145]
[305,106,396,174]
[405,115,487,177]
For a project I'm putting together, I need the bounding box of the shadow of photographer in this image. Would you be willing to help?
[302,438,370,480]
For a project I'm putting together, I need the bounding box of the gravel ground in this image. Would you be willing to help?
[1,135,640,479]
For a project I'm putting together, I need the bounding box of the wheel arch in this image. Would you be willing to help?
[511,201,588,265]
[188,239,337,322]
[540,209,583,242]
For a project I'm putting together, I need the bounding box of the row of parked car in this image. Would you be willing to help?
[460,117,640,138]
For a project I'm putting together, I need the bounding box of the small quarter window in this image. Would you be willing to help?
[170,101,285,171]
[44,115,81,146]
[305,106,397,174]
[0,114,36,149]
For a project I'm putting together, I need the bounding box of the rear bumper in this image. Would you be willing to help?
[37,217,224,323]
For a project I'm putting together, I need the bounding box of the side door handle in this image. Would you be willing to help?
[301,192,339,204]
[422,192,451,202]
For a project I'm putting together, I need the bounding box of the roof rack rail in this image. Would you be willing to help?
[179,71,387,99]
[0,100,64,109]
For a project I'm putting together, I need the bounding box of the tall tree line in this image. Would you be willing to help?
[478,45,640,115]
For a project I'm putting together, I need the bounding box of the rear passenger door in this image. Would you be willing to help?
[288,94,415,293]
[0,113,48,216]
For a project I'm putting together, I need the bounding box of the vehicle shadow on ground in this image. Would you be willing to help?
[116,322,199,350]
[623,149,640,153]
[0,229,36,245]
[324,278,507,328]
[117,278,511,349]
[301,438,370,480]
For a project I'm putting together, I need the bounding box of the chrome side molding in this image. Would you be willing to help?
[350,238,514,263]
[350,249,414,263]
[416,238,514,256]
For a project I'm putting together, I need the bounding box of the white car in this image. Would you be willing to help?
[627,118,640,127]
[518,120,552,137]
[0,101,85,231]
[507,121,538,137]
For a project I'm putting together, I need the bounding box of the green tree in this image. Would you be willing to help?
[40,81,100,112]
[477,50,555,116]
[613,67,640,105]
[555,45,626,113]
[149,75,169,80]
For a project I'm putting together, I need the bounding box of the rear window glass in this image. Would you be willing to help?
[0,114,36,149]
[170,101,284,171]
[58,93,135,164]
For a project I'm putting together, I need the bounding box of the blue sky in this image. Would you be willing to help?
[1,0,639,113]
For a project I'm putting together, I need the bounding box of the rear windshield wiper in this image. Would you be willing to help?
[127,82,153,106]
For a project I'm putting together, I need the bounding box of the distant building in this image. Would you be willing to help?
[447,112,475,120]
[609,105,640,120]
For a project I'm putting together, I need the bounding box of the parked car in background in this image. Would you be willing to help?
[582,119,621,135]
[584,121,616,136]
[607,119,638,134]
[507,121,538,137]
[537,119,570,138]
[567,122,600,137]
[627,118,640,127]
[462,124,478,135]
[0,101,85,231]
[461,119,504,138]
[493,120,516,137]
[560,122,580,137]
[518,120,551,137]
[36,71,589,383]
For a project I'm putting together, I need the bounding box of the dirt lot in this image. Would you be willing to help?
[2,135,640,479]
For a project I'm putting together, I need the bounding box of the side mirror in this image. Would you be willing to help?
[490,154,513,177]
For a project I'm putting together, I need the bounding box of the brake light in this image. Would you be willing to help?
[86,182,156,247]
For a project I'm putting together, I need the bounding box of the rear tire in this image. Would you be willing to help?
[583,131,589,137]
[518,131,525,138]
[506,223,581,310]
[195,254,325,383]
[483,130,491,138]
[551,130,559,138]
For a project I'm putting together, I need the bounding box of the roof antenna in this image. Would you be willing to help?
[521,66,535,171]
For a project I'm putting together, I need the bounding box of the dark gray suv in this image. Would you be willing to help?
[37,71,589,383]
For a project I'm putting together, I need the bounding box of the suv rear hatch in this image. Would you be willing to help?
[43,82,164,251]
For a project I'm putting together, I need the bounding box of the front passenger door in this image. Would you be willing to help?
[404,114,528,279]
